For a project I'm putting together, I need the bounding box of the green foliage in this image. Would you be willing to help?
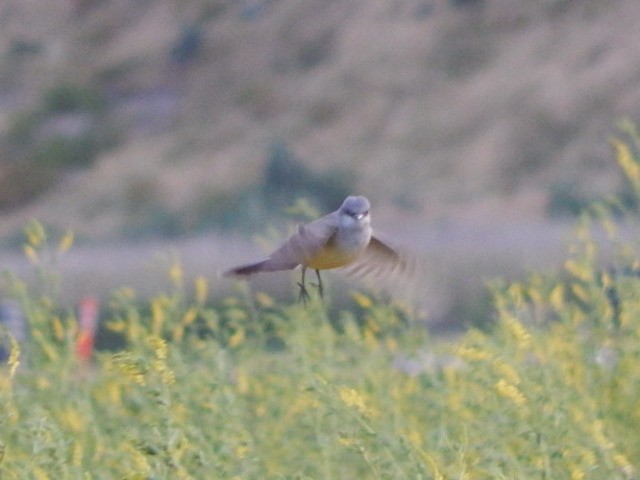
[183,142,355,235]
[547,181,593,217]
[3,132,640,478]
[263,141,354,214]
[0,83,116,210]
[33,134,104,169]
[41,84,107,116]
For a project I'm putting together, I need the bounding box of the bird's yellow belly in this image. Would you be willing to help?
[305,245,360,270]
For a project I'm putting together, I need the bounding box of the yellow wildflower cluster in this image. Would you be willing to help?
[194,276,209,305]
[254,291,275,308]
[612,453,635,477]
[570,283,590,304]
[338,386,377,417]
[113,352,147,386]
[494,378,527,408]
[57,229,75,254]
[169,259,184,287]
[570,465,586,480]
[564,260,594,283]
[351,291,373,309]
[8,334,20,379]
[150,335,176,385]
[456,346,492,362]
[501,314,532,352]
[151,296,174,335]
[611,137,640,192]
[492,359,521,386]
[24,219,46,245]
[549,284,565,311]
[228,328,246,347]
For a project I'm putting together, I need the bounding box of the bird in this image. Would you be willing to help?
[223,196,408,303]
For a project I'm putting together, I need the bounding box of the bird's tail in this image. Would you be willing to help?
[223,256,300,277]
[223,259,270,277]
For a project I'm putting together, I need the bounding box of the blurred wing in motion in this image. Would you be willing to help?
[342,236,417,281]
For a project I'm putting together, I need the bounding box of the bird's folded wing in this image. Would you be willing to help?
[262,213,340,268]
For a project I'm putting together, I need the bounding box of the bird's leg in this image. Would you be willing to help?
[314,269,324,299]
[298,266,310,305]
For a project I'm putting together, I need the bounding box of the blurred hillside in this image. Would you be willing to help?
[0,0,638,242]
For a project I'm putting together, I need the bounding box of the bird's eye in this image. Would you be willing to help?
[364,210,369,216]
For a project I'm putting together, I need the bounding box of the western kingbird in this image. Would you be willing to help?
[223,196,407,303]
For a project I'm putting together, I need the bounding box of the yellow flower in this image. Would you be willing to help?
[52,316,65,342]
[106,382,122,407]
[351,291,373,309]
[495,379,526,407]
[550,284,565,310]
[611,138,640,190]
[236,370,250,394]
[338,434,356,447]
[182,307,198,327]
[61,406,85,433]
[228,328,245,348]
[169,260,184,286]
[365,316,380,333]
[151,298,166,334]
[33,466,50,480]
[255,291,275,308]
[113,353,146,386]
[106,320,126,333]
[457,346,491,362]
[565,260,592,282]
[24,219,46,247]
[33,329,59,361]
[150,335,168,361]
[571,283,590,304]
[194,276,208,304]
[570,466,585,480]
[72,441,83,467]
[23,244,38,264]
[501,314,532,352]
[418,451,445,480]
[338,386,376,417]
[363,327,378,350]
[591,420,614,450]
[172,324,185,342]
[235,444,249,459]
[385,337,398,352]
[37,375,50,390]
[149,336,175,385]
[613,453,635,477]
[492,359,521,386]
[7,335,20,379]
[405,430,423,448]
[57,229,75,254]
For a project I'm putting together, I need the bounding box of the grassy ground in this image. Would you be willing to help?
[2,132,640,478]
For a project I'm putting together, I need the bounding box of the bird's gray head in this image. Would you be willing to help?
[339,196,371,226]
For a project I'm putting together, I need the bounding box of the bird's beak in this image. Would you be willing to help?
[355,213,365,220]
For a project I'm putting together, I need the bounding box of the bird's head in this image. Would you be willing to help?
[339,195,371,227]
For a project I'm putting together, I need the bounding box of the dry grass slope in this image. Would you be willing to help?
[0,0,639,238]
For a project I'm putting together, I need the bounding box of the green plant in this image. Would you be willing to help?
[41,84,107,116]
[0,82,116,209]
[2,130,640,478]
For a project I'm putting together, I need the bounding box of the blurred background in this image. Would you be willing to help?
[0,0,638,328]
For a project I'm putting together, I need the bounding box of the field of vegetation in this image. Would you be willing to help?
[2,129,640,479]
